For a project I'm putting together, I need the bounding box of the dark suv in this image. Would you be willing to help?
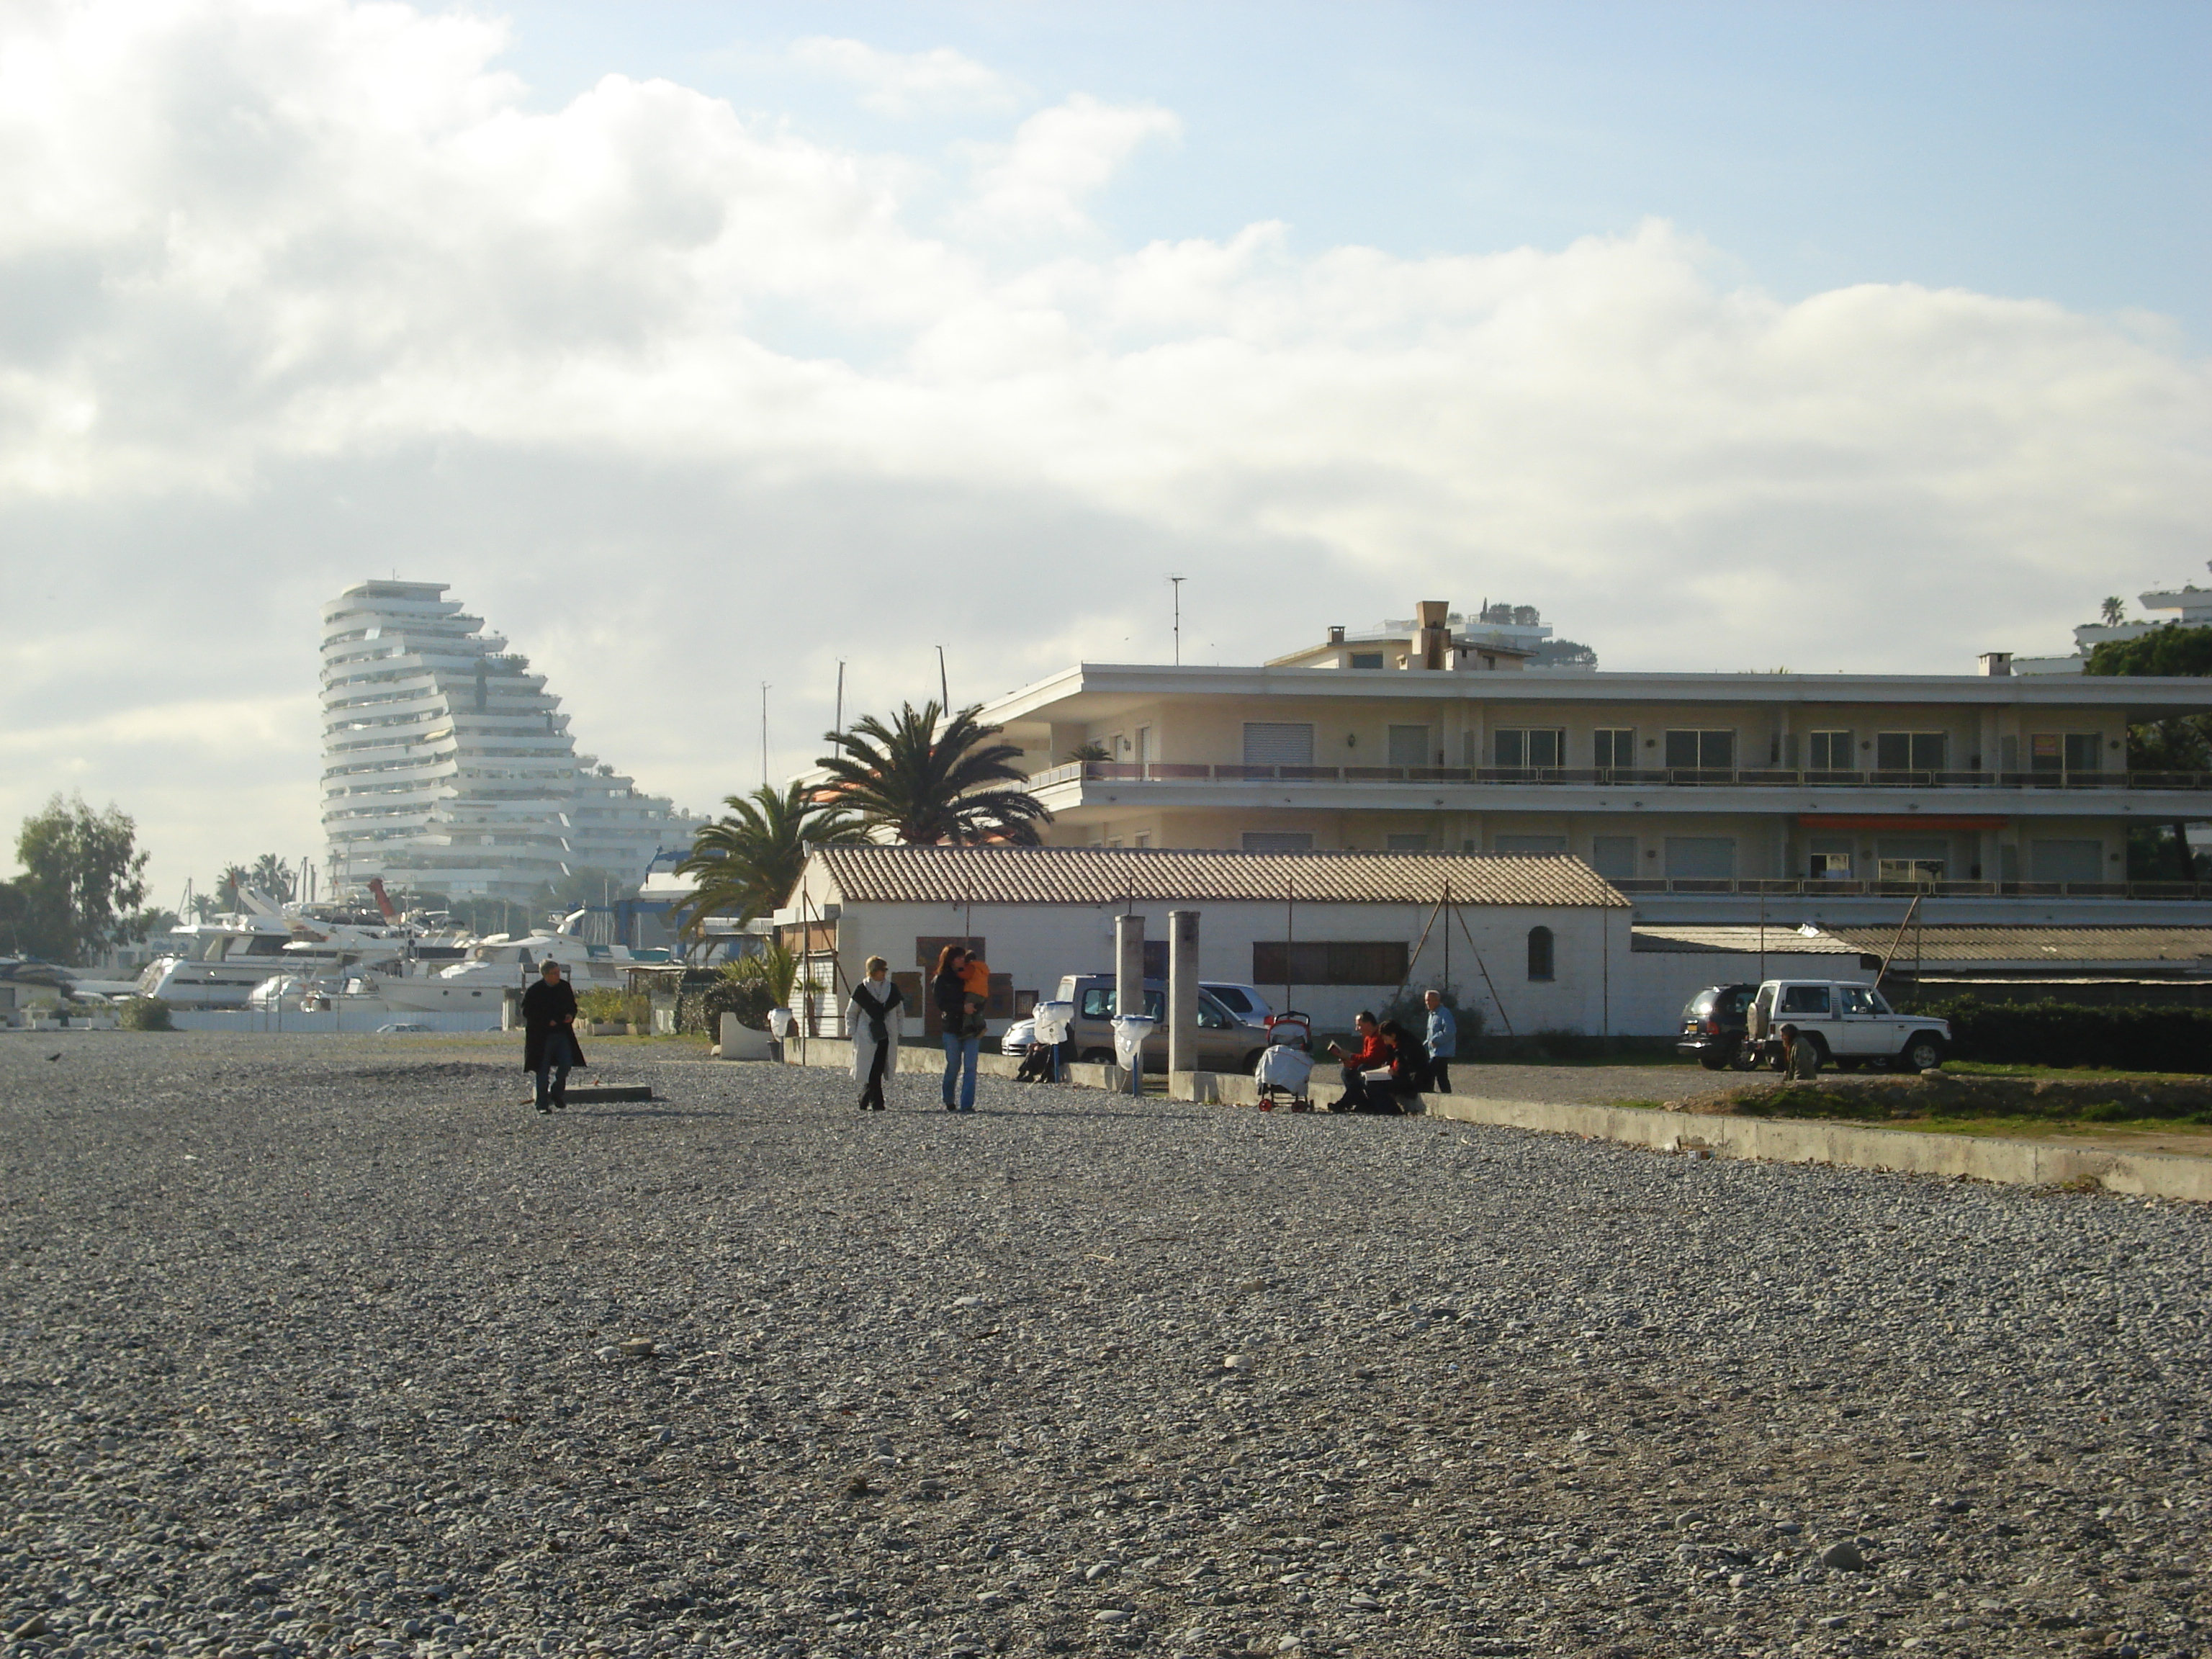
[1676,984,1758,1071]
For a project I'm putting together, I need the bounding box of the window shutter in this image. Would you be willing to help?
[1242,722,1316,766]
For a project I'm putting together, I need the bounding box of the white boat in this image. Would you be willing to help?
[136,887,472,1010]
[376,909,675,1014]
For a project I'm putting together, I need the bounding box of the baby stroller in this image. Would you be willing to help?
[1254,1011,1316,1111]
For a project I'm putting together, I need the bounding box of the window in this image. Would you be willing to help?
[1663,729,1735,769]
[1876,836,1947,883]
[1588,835,1636,879]
[1840,986,1879,1015]
[1494,834,1567,855]
[1387,724,1431,767]
[1777,984,1831,1016]
[1136,726,1154,765]
[1241,831,1314,853]
[1242,722,1315,767]
[1807,730,1853,771]
[1665,837,1737,879]
[2029,839,2102,883]
[1808,836,1853,878]
[1385,833,1430,852]
[1526,926,1555,981]
[1593,728,1635,770]
[1133,832,1151,848]
[1347,652,1385,670]
[1251,942,1409,986]
[1875,732,1947,771]
[2031,733,2102,774]
[1493,727,1565,768]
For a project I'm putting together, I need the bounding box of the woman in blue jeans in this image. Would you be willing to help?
[932,943,979,1112]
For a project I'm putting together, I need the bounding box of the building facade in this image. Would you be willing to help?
[973,601,2212,926]
[320,580,697,904]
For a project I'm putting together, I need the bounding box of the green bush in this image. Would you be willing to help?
[1910,997,2212,1074]
[575,989,648,1026]
[118,995,174,1032]
[680,977,777,1036]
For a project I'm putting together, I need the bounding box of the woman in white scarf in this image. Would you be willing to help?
[847,956,903,1111]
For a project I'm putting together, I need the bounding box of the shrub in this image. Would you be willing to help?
[680,977,776,1036]
[575,989,649,1026]
[1911,997,2212,1074]
[118,995,174,1032]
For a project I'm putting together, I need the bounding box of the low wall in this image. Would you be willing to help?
[773,1042,2211,1203]
[1174,1069,2212,1202]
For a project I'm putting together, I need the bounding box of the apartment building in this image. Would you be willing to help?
[977,601,2212,922]
[320,580,697,903]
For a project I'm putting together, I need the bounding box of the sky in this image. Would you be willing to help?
[1,0,2207,909]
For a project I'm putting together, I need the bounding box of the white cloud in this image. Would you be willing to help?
[0,0,2205,899]
[956,94,1182,235]
[787,35,1017,116]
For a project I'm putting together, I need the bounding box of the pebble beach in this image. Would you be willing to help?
[2,1033,2206,1659]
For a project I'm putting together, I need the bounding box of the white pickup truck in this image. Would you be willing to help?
[1748,981,1949,1075]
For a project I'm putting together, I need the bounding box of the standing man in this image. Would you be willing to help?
[1423,989,1457,1094]
[521,958,585,1112]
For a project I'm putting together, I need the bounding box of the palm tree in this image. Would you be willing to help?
[817,701,1053,845]
[2101,595,2126,626]
[673,781,858,938]
[248,853,295,903]
[216,864,251,910]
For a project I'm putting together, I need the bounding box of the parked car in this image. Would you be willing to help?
[1053,975,1272,1074]
[1746,980,1950,1074]
[1200,982,1274,1025]
[998,1015,1038,1057]
[1675,983,1758,1071]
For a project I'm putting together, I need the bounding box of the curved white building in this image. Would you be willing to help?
[320,580,697,902]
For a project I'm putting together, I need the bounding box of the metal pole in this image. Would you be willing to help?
[1169,575,1184,665]
[937,646,949,714]
[834,660,845,742]
[760,682,770,788]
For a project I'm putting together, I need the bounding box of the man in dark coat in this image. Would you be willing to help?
[521,959,585,1112]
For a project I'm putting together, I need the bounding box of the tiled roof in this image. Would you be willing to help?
[810,845,1629,908]
[1819,925,2212,965]
[1631,926,1868,956]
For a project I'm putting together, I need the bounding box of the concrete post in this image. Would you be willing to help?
[1115,912,1146,1094]
[1167,908,1199,1077]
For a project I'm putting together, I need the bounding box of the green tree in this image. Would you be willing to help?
[4,795,151,963]
[2100,595,2126,626]
[816,701,1052,845]
[2087,623,2212,880]
[248,853,295,904]
[673,783,858,938]
[216,864,251,909]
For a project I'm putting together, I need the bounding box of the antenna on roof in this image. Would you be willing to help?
[1169,575,1184,665]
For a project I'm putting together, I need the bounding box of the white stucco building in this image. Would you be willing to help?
[320,580,698,903]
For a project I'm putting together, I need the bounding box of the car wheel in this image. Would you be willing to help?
[1697,1050,1729,1071]
[1727,1038,1760,1072]
[1899,1034,1946,1073]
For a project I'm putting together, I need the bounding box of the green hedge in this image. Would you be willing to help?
[678,979,776,1037]
[1910,997,2212,1073]
[119,995,174,1032]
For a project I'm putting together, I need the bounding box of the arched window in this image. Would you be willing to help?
[1526,925,1555,982]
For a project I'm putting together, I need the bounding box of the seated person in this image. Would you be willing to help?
[1378,1020,1428,1107]
[1013,1030,1058,1082]
[1326,1012,1395,1113]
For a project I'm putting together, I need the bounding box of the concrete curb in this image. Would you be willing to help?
[777,1043,2212,1202]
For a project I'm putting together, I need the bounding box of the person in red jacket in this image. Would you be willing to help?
[1326,1011,1395,1114]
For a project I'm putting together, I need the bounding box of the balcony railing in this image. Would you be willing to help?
[1027,761,2212,793]
[1610,878,2211,900]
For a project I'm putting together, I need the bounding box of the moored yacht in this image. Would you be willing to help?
[377,909,674,1014]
